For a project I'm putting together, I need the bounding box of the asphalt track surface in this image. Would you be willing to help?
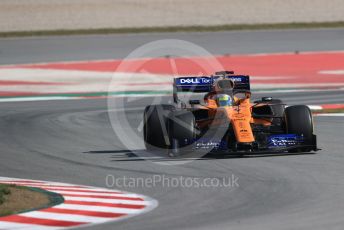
[0,29,344,230]
[0,28,344,65]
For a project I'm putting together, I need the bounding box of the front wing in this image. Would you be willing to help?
[183,134,319,154]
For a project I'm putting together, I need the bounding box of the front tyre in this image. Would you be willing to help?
[285,105,315,152]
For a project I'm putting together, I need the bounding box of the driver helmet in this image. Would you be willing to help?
[216,94,233,107]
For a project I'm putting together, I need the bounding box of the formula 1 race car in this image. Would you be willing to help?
[143,71,318,156]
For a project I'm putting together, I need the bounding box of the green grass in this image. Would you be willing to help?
[0,210,13,216]
[0,184,21,216]
[0,184,55,217]
[0,184,11,205]
[1,21,344,38]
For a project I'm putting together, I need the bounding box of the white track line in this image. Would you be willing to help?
[315,113,344,117]
[62,196,149,205]
[52,204,142,214]
[0,222,58,230]
[20,212,109,223]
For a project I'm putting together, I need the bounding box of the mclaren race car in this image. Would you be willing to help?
[143,71,318,156]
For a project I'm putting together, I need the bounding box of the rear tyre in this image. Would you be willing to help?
[169,111,196,155]
[143,104,174,151]
[285,105,314,152]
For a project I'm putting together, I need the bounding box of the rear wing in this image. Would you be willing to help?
[173,74,250,103]
[173,75,250,92]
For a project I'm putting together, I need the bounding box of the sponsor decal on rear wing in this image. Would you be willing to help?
[173,75,250,93]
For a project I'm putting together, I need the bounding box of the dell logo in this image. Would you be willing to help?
[180,78,200,84]
[179,77,210,84]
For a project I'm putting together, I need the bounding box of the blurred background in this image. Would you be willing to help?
[1,0,344,32]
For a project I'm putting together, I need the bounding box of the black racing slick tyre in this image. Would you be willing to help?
[143,104,174,151]
[168,111,196,155]
[285,105,314,152]
[169,111,196,145]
